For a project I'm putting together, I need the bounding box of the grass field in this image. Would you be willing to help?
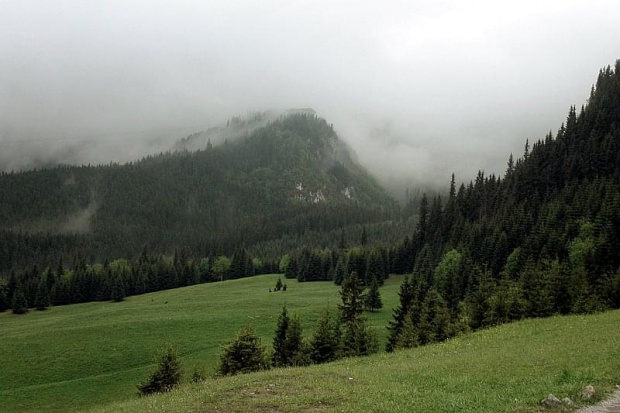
[90,310,620,413]
[2,275,619,412]
[0,274,403,412]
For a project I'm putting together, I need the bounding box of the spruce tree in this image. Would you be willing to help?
[386,276,414,352]
[339,272,377,357]
[395,309,418,349]
[286,316,308,366]
[218,325,268,376]
[339,272,365,323]
[111,276,125,302]
[364,278,382,311]
[272,306,290,367]
[310,310,339,364]
[137,344,182,395]
[34,278,51,311]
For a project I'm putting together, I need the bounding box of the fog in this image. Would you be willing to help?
[1,0,620,193]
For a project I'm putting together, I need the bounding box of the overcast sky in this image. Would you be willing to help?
[1,0,619,191]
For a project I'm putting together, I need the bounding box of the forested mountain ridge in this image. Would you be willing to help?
[0,114,397,272]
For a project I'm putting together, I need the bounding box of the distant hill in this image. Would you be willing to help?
[0,113,397,271]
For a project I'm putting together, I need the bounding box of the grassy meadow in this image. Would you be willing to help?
[2,274,619,412]
[0,274,403,412]
[91,310,620,413]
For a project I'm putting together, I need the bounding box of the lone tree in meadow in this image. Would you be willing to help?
[137,344,182,395]
[218,325,268,375]
[275,277,283,291]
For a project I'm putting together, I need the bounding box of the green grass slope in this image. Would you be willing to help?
[0,274,403,412]
[90,311,620,413]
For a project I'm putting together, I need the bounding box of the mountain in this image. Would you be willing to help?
[0,113,397,272]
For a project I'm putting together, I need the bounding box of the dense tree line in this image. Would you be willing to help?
[0,247,271,313]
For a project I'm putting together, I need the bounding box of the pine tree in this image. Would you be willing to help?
[339,272,365,323]
[137,344,182,395]
[286,316,308,366]
[334,256,347,286]
[310,310,339,364]
[219,325,268,376]
[386,276,414,352]
[34,278,51,311]
[339,271,377,357]
[395,309,418,349]
[111,276,125,302]
[272,306,290,367]
[364,278,382,311]
[275,277,283,291]
[360,227,368,246]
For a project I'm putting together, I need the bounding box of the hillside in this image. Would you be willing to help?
[0,274,404,413]
[0,114,397,272]
[92,310,620,413]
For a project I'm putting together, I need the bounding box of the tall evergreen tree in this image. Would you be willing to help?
[310,310,339,364]
[364,278,382,311]
[272,306,291,367]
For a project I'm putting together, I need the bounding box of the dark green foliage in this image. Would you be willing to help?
[0,284,8,312]
[218,325,268,376]
[310,310,340,364]
[286,316,310,366]
[137,345,182,395]
[275,277,283,291]
[339,271,378,357]
[394,309,418,350]
[386,276,414,352]
[34,278,50,311]
[11,285,28,315]
[339,272,365,323]
[272,307,308,368]
[364,278,382,311]
[272,307,290,367]
[111,276,125,303]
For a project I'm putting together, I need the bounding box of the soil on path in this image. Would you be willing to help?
[576,389,620,413]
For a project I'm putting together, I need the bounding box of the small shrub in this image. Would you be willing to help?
[137,344,182,395]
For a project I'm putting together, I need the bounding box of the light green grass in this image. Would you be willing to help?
[90,310,620,413]
[0,274,402,412]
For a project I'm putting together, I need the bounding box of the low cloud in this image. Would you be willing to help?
[1,0,619,193]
